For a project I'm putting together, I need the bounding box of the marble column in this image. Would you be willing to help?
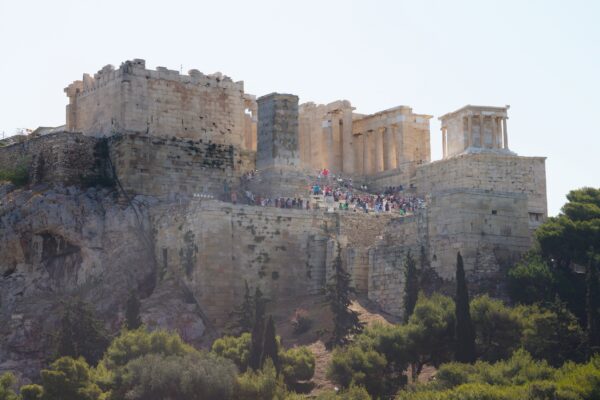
[442,127,447,158]
[331,114,341,171]
[342,109,354,174]
[383,127,395,170]
[393,124,404,166]
[374,129,384,173]
[322,120,333,169]
[480,115,486,147]
[502,118,508,149]
[467,115,473,148]
[364,131,373,175]
[491,116,498,148]
[354,133,364,175]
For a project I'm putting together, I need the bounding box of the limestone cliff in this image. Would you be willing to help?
[0,184,206,380]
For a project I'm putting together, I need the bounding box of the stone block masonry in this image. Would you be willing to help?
[0,132,108,186]
[151,201,397,326]
[108,133,254,201]
[257,93,300,170]
[415,153,547,226]
[65,60,253,150]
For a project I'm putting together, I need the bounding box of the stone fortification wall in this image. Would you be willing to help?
[65,59,250,149]
[152,202,332,326]
[108,134,254,201]
[0,132,107,186]
[415,153,547,219]
[150,201,397,325]
[367,188,531,317]
[426,189,530,281]
[368,213,426,316]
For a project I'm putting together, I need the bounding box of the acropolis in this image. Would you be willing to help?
[0,59,547,375]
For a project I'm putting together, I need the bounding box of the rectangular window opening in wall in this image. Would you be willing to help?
[491,210,497,215]
[529,212,544,222]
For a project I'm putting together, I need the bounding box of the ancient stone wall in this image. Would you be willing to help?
[108,134,254,201]
[367,188,531,317]
[0,132,107,186]
[152,203,332,326]
[368,214,424,316]
[65,60,250,149]
[426,189,531,281]
[415,153,547,221]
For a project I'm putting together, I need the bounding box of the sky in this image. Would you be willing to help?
[0,0,598,215]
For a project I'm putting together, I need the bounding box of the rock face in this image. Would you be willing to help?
[0,184,163,379]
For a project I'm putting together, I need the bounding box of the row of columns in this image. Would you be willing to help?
[356,124,405,175]
[441,114,509,159]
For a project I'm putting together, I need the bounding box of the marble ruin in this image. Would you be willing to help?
[0,59,548,322]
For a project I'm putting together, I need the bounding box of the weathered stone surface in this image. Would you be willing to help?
[64,60,255,150]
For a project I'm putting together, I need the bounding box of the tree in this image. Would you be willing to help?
[534,187,600,322]
[403,250,419,323]
[112,353,237,400]
[406,293,455,379]
[124,290,142,330]
[280,346,316,387]
[470,295,522,362]
[39,357,103,400]
[56,298,110,365]
[516,300,587,366]
[19,385,43,400]
[261,316,280,374]
[100,328,196,369]
[236,359,286,400]
[249,287,268,371]
[0,373,17,400]
[327,343,387,397]
[211,333,252,372]
[454,252,476,363]
[537,188,600,268]
[325,247,363,348]
[507,252,556,305]
[229,281,255,335]
[587,251,600,352]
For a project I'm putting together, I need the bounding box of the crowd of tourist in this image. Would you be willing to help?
[230,168,426,215]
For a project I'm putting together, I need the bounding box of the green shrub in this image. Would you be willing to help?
[100,328,196,369]
[212,333,252,372]
[0,373,17,400]
[39,357,102,400]
[281,346,315,385]
[327,343,387,396]
[19,384,43,400]
[111,352,237,400]
[235,360,286,400]
[0,162,28,187]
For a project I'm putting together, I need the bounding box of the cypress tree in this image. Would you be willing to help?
[124,290,142,330]
[403,250,419,323]
[586,250,600,352]
[261,315,280,373]
[248,287,268,370]
[229,280,255,334]
[454,251,476,363]
[326,245,363,348]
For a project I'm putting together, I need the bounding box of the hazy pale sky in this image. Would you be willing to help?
[0,0,598,215]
